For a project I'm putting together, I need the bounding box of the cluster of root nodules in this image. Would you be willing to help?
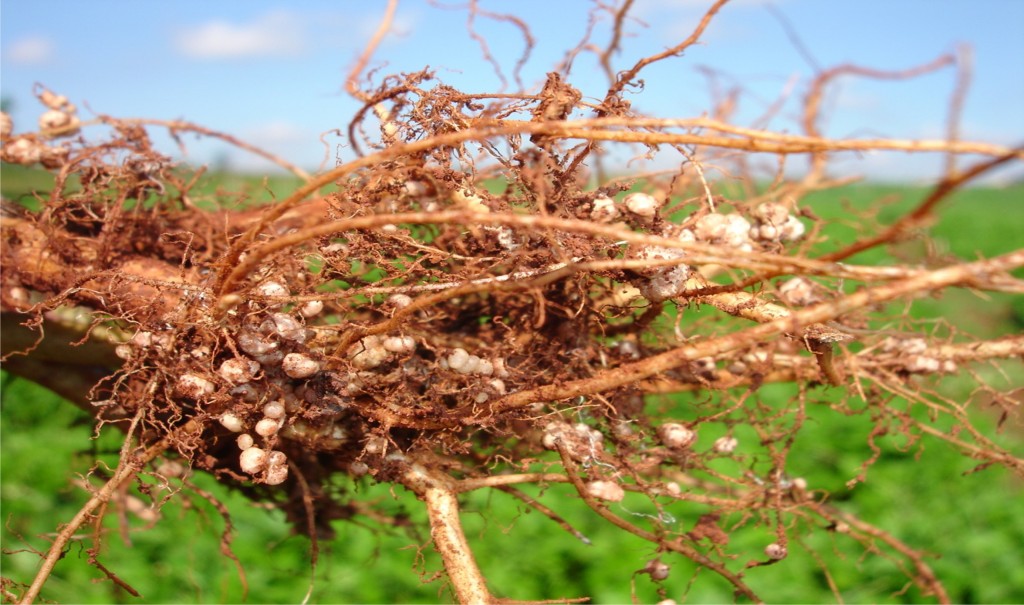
[3,71,1020,604]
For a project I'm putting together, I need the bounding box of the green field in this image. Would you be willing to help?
[2,165,1022,603]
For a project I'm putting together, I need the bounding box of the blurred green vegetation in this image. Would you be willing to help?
[2,165,1022,603]
[0,163,334,213]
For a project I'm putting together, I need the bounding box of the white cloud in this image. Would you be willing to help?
[634,0,786,17]
[353,8,418,42]
[218,120,318,173]
[174,11,307,59]
[631,0,786,51]
[4,36,56,66]
[245,120,309,146]
[829,85,882,112]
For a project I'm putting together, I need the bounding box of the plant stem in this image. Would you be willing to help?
[402,463,494,604]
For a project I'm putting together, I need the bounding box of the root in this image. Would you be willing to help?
[2,3,1021,602]
[18,419,202,605]
[401,462,494,604]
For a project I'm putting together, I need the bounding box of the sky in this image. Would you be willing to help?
[2,0,1022,183]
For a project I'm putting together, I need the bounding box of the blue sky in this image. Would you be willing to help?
[2,0,1022,182]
